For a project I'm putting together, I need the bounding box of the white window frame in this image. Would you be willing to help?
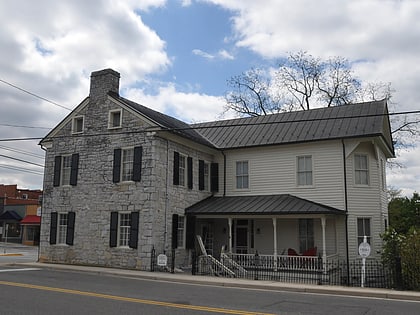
[72,116,84,134]
[121,148,134,182]
[118,212,131,247]
[178,154,187,186]
[203,161,210,191]
[108,109,122,129]
[236,160,249,189]
[357,217,371,246]
[299,218,314,253]
[177,215,186,249]
[57,213,68,244]
[297,155,313,186]
[61,155,72,186]
[354,154,369,186]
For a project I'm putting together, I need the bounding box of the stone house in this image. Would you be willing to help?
[39,69,394,271]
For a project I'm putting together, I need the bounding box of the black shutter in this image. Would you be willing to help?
[172,214,179,249]
[187,157,193,189]
[173,151,180,185]
[66,211,76,245]
[50,212,58,245]
[210,163,219,192]
[129,211,139,249]
[110,212,118,247]
[132,146,142,182]
[70,154,79,186]
[198,160,204,191]
[53,156,62,187]
[113,149,122,183]
[185,215,196,249]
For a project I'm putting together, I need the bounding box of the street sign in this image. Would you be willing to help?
[157,254,168,267]
[358,239,371,258]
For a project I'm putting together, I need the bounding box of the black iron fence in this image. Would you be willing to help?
[150,249,418,291]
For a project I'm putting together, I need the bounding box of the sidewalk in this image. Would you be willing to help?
[13,261,420,302]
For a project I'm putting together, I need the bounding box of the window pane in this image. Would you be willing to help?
[179,156,185,186]
[119,213,131,247]
[236,161,249,189]
[122,148,134,181]
[61,156,72,185]
[58,213,68,244]
[203,163,209,191]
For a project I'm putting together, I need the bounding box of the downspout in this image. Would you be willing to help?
[164,138,170,253]
[39,144,47,263]
[342,140,350,285]
[221,150,226,197]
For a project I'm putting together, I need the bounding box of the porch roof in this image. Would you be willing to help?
[185,194,345,216]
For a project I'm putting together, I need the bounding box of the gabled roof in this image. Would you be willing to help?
[109,92,215,147]
[192,100,394,155]
[185,194,344,216]
[0,210,22,221]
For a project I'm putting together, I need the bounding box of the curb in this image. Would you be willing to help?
[13,261,420,302]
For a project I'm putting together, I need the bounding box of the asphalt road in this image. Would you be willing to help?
[0,266,419,315]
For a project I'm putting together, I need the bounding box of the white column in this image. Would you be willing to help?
[321,216,327,273]
[228,217,233,254]
[272,217,278,271]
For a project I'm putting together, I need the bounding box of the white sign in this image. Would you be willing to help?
[358,240,371,258]
[157,254,168,267]
[37,207,42,217]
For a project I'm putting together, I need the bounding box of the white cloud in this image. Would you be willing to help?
[192,49,215,60]
[218,49,234,60]
[125,84,230,123]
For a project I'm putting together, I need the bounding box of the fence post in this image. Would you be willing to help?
[191,249,196,275]
[254,251,259,280]
[171,249,175,273]
[395,256,403,290]
[151,247,155,272]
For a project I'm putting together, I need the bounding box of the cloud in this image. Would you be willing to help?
[192,49,215,60]
[193,48,235,60]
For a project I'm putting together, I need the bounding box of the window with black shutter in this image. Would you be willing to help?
[66,211,76,245]
[129,211,139,249]
[187,156,193,189]
[173,151,180,185]
[210,163,219,192]
[172,214,179,249]
[70,154,79,186]
[50,212,58,244]
[132,146,142,182]
[113,149,122,183]
[53,156,62,187]
[109,212,118,247]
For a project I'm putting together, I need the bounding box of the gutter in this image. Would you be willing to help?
[342,140,350,285]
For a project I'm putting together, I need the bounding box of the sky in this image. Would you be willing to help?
[0,0,418,197]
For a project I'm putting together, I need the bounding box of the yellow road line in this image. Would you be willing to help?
[0,253,23,256]
[0,280,274,315]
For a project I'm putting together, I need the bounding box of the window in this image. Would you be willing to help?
[57,213,68,244]
[357,218,371,246]
[53,154,79,187]
[297,155,312,186]
[118,213,131,247]
[72,116,84,134]
[179,155,186,186]
[121,148,134,182]
[61,155,72,186]
[380,158,386,190]
[355,154,369,185]
[173,152,193,189]
[112,147,142,183]
[109,110,122,129]
[203,162,209,191]
[299,219,314,253]
[49,211,75,245]
[109,211,139,249]
[177,215,185,248]
[236,161,249,189]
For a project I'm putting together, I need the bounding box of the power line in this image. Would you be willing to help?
[0,164,44,176]
[0,144,45,159]
[0,109,418,143]
[0,154,44,168]
[0,77,73,111]
[0,123,51,130]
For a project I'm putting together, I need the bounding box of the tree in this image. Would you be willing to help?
[388,192,420,234]
[224,51,419,151]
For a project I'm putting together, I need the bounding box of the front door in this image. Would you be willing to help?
[235,219,248,254]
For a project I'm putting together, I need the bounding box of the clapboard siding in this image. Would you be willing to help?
[222,140,345,209]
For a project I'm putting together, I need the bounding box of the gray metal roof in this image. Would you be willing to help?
[185,194,344,216]
[192,100,394,154]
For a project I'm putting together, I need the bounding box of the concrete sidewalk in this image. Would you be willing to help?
[13,261,420,302]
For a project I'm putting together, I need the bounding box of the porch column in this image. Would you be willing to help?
[321,216,327,273]
[272,218,278,271]
[228,217,233,254]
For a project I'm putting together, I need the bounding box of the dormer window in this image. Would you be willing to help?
[72,116,84,134]
[109,109,122,129]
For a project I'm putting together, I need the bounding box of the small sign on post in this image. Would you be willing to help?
[358,236,371,288]
[157,254,168,267]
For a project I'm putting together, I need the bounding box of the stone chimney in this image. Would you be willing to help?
[89,68,120,101]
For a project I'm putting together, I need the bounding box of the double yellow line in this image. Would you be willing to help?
[0,280,275,315]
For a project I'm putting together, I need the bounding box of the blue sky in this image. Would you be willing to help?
[0,0,418,196]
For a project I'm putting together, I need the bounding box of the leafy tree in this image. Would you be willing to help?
[388,192,420,234]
